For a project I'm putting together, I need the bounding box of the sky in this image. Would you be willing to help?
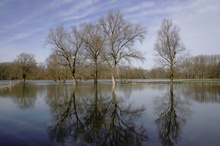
[0,0,220,69]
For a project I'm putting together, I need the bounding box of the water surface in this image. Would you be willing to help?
[0,81,219,146]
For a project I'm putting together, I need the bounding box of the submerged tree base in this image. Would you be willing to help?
[0,80,22,91]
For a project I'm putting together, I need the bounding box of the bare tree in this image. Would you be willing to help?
[81,23,104,83]
[185,54,220,79]
[0,63,10,80]
[98,10,147,84]
[46,25,84,84]
[45,53,69,83]
[154,19,187,83]
[14,53,37,82]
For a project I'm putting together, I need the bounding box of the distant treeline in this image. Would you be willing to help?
[0,54,219,81]
[149,54,220,79]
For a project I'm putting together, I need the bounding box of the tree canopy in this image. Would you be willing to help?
[154,19,187,82]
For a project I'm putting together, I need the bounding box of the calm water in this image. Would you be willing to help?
[0,80,220,146]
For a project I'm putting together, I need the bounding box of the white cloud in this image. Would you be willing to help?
[9,28,44,42]
[170,0,220,55]
[57,0,98,17]
[125,1,155,13]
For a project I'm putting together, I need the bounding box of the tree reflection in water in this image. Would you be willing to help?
[12,84,38,109]
[0,84,37,109]
[46,84,147,145]
[154,83,191,146]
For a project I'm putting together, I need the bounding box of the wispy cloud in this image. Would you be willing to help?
[9,28,44,42]
[57,0,98,17]
[125,1,155,13]
[53,0,121,25]
[169,0,220,55]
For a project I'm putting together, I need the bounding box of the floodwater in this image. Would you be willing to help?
[0,80,219,146]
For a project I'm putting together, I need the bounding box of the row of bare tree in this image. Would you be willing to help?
[45,10,147,84]
[146,54,220,79]
[1,11,219,82]
[1,53,219,81]
[179,54,220,79]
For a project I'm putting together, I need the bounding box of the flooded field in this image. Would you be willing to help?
[0,80,219,146]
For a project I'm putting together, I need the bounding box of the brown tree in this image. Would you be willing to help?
[98,11,147,84]
[14,53,37,82]
[45,53,69,82]
[46,25,84,84]
[0,62,10,80]
[81,23,104,83]
[154,19,187,83]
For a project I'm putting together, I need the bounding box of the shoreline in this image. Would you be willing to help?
[0,80,22,91]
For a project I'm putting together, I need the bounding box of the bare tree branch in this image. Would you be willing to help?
[154,19,187,82]
[98,10,147,84]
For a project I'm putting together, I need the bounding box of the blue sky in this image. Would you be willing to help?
[0,0,220,69]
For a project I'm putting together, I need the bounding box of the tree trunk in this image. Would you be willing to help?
[111,73,116,85]
[94,59,98,84]
[94,75,98,84]
[71,67,77,85]
[73,76,77,85]
[23,73,26,83]
[58,77,61,83]
[170,75,173,85]
[170,64,174,85]
[71,74,77,85]
[111,64,116,85]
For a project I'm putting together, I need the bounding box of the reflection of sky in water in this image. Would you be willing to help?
[180,102,220,146]
[0,80,12,85]
[0,81,219,146]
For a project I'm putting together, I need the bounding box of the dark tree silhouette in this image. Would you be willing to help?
[154,83,191,146]
[154,19,187,84]
[98,10,147,84]
[46,84,147,145]
[14,53,36,82]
